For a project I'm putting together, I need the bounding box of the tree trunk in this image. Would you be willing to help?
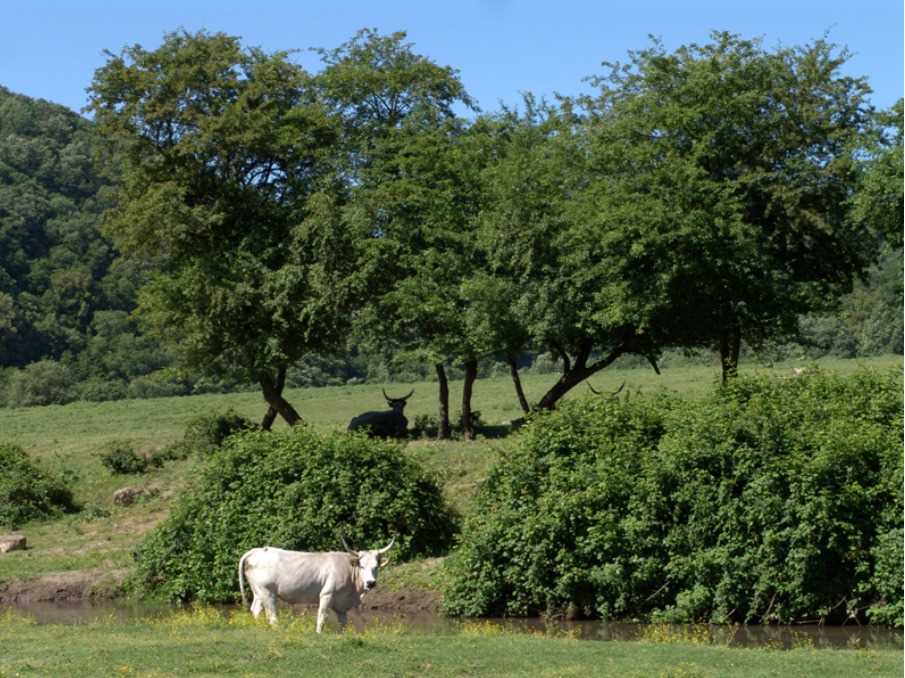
[435,363,450,440]
[535,342,625,410]
[258,366,302,429]
[261,406,278,431]
[719,318,741,385]
[461,358,478,440]
[508,354,531,414]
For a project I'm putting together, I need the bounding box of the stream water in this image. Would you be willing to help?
[4,600,902,651]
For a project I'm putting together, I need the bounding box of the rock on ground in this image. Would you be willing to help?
[0,534,26,553]
[113,487,143,506]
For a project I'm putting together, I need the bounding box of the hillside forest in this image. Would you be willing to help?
[0,30,901,429]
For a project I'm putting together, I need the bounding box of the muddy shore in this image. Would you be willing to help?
[0,568,440,615]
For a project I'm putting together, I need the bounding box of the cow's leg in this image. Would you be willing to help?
[250,595,263,618]
[336,609,349,631]
[252,585,278,625]
[316,593,333,633]
[262,593,278,625]
[247,582,274,622]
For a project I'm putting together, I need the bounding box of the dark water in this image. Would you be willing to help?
[4,601,902,651]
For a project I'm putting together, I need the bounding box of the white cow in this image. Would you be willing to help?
[237,537,394,632]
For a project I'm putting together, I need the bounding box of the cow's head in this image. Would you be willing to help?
[343,537,395,591]
[383,389,414,413]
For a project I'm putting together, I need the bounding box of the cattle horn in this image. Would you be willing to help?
[588,382,625,398]
[377,537,395,554]
[340,535,357,555]
[383,389,414,402]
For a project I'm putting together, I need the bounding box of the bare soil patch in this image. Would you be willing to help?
[1,566,437,616]
[358,586,441,615]
[0,568,127,604]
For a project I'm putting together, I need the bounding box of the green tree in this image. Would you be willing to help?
[316,30,480,438]
[462,271,532,413]
[87,31,354,427]
[840,247,904,355]
[852,99,903,247]
[0,86,114,367]
[480,101,667,410]
[580,33,879,382]
[353,116,488,438]
[313,28,474,156]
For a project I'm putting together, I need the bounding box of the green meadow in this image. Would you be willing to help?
[0,355,900,587]
[0,356,902,678]
[1,608,902,678]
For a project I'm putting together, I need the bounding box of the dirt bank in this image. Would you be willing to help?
[0,569,128,605]
[0,568,439,615]
[358,586,441,615]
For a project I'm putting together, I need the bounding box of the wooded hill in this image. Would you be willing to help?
[0,30,901,419]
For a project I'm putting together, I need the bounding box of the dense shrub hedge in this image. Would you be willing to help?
[443,370,903,626]
[5,360,75,407]
[99,442,150,474]
[181,409,255,454]
[0,444,78,528]
[133,427,458,602]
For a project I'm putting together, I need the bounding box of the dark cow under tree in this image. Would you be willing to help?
[347,389,414,438]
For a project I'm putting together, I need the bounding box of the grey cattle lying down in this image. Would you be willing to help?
[238,538,394,632]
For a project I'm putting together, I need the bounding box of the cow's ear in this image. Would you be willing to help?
[380,556,391,567]
[348,554,360,567]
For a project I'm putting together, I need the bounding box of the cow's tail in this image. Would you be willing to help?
[238,549,253,607]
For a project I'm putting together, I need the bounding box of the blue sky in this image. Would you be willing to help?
[2,0,902,116]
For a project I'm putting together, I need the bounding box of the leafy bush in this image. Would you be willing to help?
[5,360,74,407]
[75,377,129,402]
[443,371,903,626]
[127,368,191,399]
[0,443,78,528]
[0,367,14,406]
[149,442,193,465]
[182,409,255,454]
[285,355,349,387]
[133,427,458,603]
[410,413,439,439]
[99,442,149,474]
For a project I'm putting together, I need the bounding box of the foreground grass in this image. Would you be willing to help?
[1,610,900,678]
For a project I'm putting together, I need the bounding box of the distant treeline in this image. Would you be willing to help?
[0,29,901,414]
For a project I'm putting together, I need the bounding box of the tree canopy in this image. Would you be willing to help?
[1,29,899,414]
[576,32,880,382]
[0,85,128,368]
[87,30,357,426]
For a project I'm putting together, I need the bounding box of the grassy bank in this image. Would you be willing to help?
[1,609,901,677]
[0,355,900,592]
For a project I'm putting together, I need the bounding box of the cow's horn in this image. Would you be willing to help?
[340,535,356,554]
[377,537,395,554]
[383,389,414,401]
[588,382,625,398]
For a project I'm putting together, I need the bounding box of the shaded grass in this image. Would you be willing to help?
[0,609,900,677]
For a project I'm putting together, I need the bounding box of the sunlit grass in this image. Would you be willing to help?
[0,610,901,677]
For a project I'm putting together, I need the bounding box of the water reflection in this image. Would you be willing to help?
[5,601,902,651]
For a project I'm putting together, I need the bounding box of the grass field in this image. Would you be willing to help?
[0,355,900,588]
[1,356,902,677]
[1,608,902,677]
